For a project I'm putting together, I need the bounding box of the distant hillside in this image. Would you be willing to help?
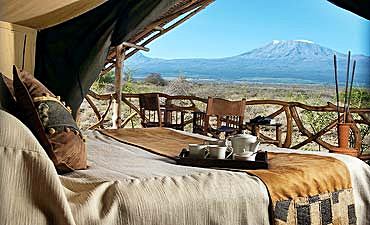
[125,40,370,86]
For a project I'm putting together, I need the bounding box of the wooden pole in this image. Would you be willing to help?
[112,44,124,128]
[346,60,356,122]
[22,34,27,70]
[343,51,351,123]
[334,55,340,124]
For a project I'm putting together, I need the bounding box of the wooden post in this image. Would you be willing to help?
[251,124,260,138]
[112,44,124,128]
[276,124,282,147]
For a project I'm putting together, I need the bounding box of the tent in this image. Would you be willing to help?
[0,0,368,117]
[1,3,369,224]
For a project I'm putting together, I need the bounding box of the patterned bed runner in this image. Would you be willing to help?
[100,128,356,225]
[249,152,356,225]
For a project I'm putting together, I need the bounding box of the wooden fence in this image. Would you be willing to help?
[85,91,370,156]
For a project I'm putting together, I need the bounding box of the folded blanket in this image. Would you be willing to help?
[249,153,355,225]
[99,127,212,158]
[101,128,357,225]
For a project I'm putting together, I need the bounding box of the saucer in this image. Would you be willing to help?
[233,152,256,161]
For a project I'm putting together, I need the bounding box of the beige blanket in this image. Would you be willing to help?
[1,110,370,225]
[0,110,270,225]
[100,128,356,224]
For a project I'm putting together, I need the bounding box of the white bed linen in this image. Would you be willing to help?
[0,108,270,225]
[66,130,271,225]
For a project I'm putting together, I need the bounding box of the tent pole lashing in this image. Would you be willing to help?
[121,42,149,52]
[112,44,124,128]
[100,42,150,77]
[154,26,164,32]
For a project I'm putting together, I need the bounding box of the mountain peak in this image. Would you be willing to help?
[272,40,314,45]
[294,40,314,44]
[237,40,338,60]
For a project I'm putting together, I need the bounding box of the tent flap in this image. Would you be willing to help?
[328,0,370,20]
[33,0,180,116]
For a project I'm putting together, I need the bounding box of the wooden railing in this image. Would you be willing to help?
[85,91,370,154]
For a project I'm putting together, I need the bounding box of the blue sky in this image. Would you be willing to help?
[145,0,370,59]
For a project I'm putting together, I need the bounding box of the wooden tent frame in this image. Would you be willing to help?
[97,0,214,127]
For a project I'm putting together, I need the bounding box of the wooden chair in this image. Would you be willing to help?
[139,93,163,128]
[193,97,246,138]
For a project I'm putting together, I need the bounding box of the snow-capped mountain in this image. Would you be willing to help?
[125,40,370,86]
[235,40,340,59]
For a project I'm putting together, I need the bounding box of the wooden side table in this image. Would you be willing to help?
[164,108,185,130]
[245,122,283,147]
[192,111,206,134]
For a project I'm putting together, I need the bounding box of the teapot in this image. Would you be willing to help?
[228,132,260,154]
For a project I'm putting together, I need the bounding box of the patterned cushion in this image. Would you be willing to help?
[12,66,87,174]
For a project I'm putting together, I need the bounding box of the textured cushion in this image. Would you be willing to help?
[0,73,17,114]
[12,66,87,174]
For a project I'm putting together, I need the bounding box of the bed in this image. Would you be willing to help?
[1,110,370,225]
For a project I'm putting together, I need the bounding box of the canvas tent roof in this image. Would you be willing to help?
[0,0,213,116]
[1,0,367,29]
[0,0,368,116]
[0,0,107,29]
[328,0,370,21]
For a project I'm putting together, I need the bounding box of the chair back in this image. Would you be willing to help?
[139,93,162,127]
[205,97,246,130]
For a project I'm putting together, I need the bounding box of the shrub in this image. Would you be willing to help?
[144,73,167,86]
[164,75,193,96]
[342,88,370,108]
[97,70,115,84]
[122,69,137,93]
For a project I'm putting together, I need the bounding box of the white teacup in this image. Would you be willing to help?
[204,140,227,147]
[206,145,233,159]
[188,144,207,159]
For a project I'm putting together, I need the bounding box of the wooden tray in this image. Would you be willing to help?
[175,151,268,170]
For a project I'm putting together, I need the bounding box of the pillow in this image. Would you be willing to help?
[0,73,17,114]
[12,66,87,174]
